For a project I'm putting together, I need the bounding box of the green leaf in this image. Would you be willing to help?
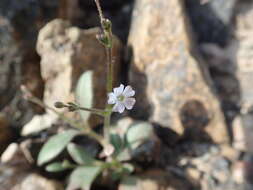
[111,163,135,181]
[46,162,66,172]
[126,122,153,150]
[46,162,68,172]
[68,166,102,190]
[116,148,131,162]
[122,163,134,174]
[37,130,79,166]
[110,133,124,156]
[67,143,96,165]
[75,71,93,123]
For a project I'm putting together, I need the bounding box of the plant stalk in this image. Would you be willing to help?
[94,0,114,145]
[103,47,113,143]
[23,91,106,147]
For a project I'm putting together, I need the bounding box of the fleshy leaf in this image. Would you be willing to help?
[46,162,70,172]
[67,166,102,190]
[38,130,79,165]
[126,122,153,150]
[67,143,96,165]
[116,148,131,162]
[75,71,93,123]
[110,133,124,156]
[122,163,135,174]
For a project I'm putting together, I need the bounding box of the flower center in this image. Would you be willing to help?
[117,95,125,102]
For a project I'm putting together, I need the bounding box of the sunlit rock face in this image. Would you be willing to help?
[128,0,229,143]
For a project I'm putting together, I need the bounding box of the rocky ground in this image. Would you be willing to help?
[1,0,253,189]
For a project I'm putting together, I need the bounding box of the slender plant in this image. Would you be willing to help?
[22,1,154,189]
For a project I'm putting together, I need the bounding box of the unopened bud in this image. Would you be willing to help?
[67,102,78,112]
[54,101,65,108]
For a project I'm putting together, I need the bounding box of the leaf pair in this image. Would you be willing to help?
[111,121,154,162]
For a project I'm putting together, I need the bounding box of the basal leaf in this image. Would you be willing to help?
[75,71,93,123]
[38,129,79,166]
[67,166,102,190]
[46,162,68,172]
[126,122,153,150]
[110,133,124,156]
[67,143,96,165]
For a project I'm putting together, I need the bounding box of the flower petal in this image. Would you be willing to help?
[107,92,117,104]
[123,97,136,110]
[113,102,125,113]
[123,85,135,97]
[113,84,124,96]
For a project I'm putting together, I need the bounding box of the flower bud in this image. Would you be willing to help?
[54,101,65,108]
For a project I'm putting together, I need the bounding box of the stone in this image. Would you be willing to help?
[235,1,253,111]
[0,0,57,127]
[186,168,202,184]
[208,0,237,25]
[185,0,235,46]
[1,141,34,164]
[1,143,19,163]
[233,114,253,153]
[220,145,240,161]
[0,16,33,127]
[185,0,239,125]
[233,161,246,184]
[119,169,194,190]
[233,116,246,151]
[12,173,64,190]
[22,19,122,135]
[0,114,13,154]
[0,167,64,190]
[128,0,228,143]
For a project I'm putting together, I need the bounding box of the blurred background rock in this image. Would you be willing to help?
[1,0,253,189]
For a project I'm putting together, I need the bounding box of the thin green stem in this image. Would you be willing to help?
[94,0,104,22]
[104,47,113,143]
[77,106,106,116]
[103,111,111,143]
[106,48,113,93]
[94,0,114,149]
[25,94,106,147]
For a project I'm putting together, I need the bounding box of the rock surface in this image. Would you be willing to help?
[0,114,13,154]
[0,141,63,190]
[119,169,194,190]
[228,1,253,153]
[0,167,64,190]
[236,1,253,111]
[128,0,228,143]
[0,16,35,127]
[0,0,60,127]
[12,173,64,190]
[22,19,123,135]
[233,113,253,153]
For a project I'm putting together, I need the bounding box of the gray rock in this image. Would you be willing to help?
[119,169,194,190]
[236,1,253,111]
[0,114,13,154]
[0,167,64,190]
[0,0,61,127]
[128,0,229,143]
[184,0,236,47]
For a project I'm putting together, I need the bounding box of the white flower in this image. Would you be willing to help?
[108,84,136,113]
